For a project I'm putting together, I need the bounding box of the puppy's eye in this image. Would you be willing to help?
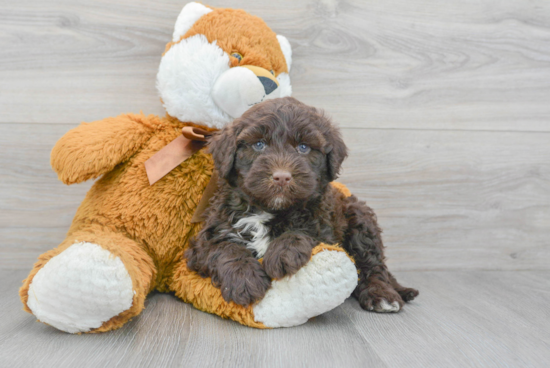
[231,52,243,62]
[253,141,267,151]
[297,143,311,154]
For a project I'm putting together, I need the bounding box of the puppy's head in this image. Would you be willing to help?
[209,97,347,211]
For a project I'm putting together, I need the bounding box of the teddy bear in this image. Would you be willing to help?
[18,2,359,333]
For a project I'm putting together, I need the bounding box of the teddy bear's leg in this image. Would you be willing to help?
[169,243,357,328]
[20,226,156,333]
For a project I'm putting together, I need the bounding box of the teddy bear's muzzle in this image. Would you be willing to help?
[211,65,281,119]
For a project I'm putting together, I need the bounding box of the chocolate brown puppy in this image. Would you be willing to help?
[186,97,418,311]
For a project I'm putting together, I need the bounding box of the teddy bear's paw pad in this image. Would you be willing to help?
[252,249,357,328]
[27,242,134,333]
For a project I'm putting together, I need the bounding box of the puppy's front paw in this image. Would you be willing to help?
[219,259,272,306]
[355,283,404,313]
[263,242,312,280]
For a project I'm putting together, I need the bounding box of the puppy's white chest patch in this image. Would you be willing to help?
[232,212,274,258]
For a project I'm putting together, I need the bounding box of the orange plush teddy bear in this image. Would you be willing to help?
[19,2,358,333]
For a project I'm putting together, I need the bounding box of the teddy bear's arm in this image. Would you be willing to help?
[51,113,157,185]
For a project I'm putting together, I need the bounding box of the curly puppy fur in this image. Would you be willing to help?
[186,97,418,310]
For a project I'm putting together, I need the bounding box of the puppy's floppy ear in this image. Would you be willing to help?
[208,124,239,183]
[324,122,348,182]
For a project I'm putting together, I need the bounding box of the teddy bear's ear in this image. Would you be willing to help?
[172,2,213,42]
[276,35,292,72]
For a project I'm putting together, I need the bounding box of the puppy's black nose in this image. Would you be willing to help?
[273,171,292,185]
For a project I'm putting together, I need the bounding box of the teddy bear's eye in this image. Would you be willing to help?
[270,70,275,76]
[231,52,243,62]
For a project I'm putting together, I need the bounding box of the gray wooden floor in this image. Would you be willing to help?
[2,269,550,368]
[1,0,549,367]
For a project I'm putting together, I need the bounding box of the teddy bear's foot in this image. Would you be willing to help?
[26,242,135,333]
[21,227,157,333]
[252,245,358,328]
[170,244,357,329]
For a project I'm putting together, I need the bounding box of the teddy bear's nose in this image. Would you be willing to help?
[258,76,278,95]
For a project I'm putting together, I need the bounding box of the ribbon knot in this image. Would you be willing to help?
[144,126,211,186]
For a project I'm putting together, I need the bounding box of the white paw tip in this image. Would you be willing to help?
[375,299,401,313]
[27,242,134,333]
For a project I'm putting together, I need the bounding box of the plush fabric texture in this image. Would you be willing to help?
[172,2,213,42]
[20,222,159,333]
[159,6,292,125]
[171,243,356,329]
[27,242,134,333]
[19,3,358,333]
[169,8,288,74]
[252,245,358,328]
[20,114,214,332]
[330,181,352,198]
[276,35,292,71]
[157,34,232,127]
[276,72,292,99]
[211,65,282,120]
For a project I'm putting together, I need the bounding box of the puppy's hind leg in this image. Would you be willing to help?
[343,196,418,313]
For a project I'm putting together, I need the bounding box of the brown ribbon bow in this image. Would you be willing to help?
[144,126,219,223]
[144,126,210,185]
